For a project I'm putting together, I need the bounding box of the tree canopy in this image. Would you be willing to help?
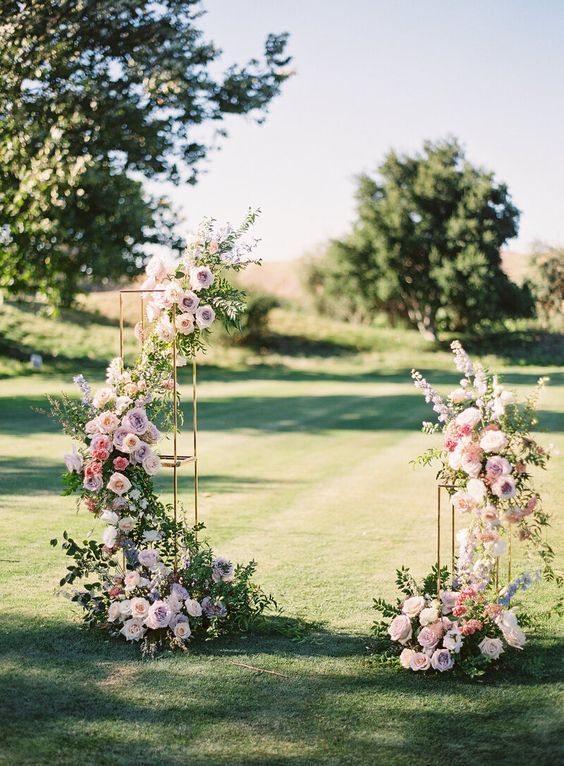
[0,1,291,305]
[312,138,532,339]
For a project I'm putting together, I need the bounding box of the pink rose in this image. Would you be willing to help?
[409,652,431,671]
[107,472,132,496]
[440,591,458,615]
[455,407,482,429]
[450,491,477,514]
[388,614,412,644]
[113,456,129,471]
[418,625,440,650]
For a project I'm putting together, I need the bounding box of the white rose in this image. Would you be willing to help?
[467,478,487,503]
[107,602,122,622]
[130,597,150,619]
[402,596,426,618]
[419,607,439,626]
[118,516,136,534]
[388,614,412,644]
[118,599,132,618]
[120,618,147,642]
[92,387,115,409]
[124,571,141,591]
[185,598,202,617]
[174,620,192,641]
[399,648,416,668]
[455,407,482,429]
[101,510,119,525]
[102,526,118,549]
[478,636,504,660]
[142,454,161,476]
[480,430,508,453]
[122,433,141,453]
[498,610,519,631]
[503,626,527,649]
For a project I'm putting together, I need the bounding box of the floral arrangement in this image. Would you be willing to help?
[50,211,276,653]
[372,341,558,676]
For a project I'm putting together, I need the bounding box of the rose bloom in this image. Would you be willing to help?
[64,445,83,473]
[491,475,516,500]
[113,426,130,450]
[138,549,159,569]
[466,478,487,503]
[481,505,499,524]
[107,472,132,496]
[455,407,482,430]
[92,387,115,409]
[122,433,141,453]
[107,602,122,622]
[190,265,214,291]
[503,626,527,649]
[195,305,215,329]
[85,418,101,435]
[480,430,509,453]
[118,599,132,618]
[479,636,504,660]
[83,474,103,492]
[120,618,147,642]
[122,407,149,436]
[409,652,431,671]
[388,614,412,644]
[399,648,416,669]
[118,516,136,534]
[101,510,119,525]
[97,411,120,434]
[178,291,200,313]
[91,448,110,461]
[175,312,195,335]
[440,591,458,615]
[450,491,477,514]
[185,598,202,617]
[103,526,118,549]
[402,595,426,618]
[113,456,129,471]
[460,619,483,636]
[130,597,150,619]
[132,443,152,463]
[419,607,439,626]
[417,625,440,650]
[84,460,103,478]
[450,387,467,404]
[91,434,112,454]
[112,496,127,510]
[145,600,173,629]
[174,620,192,641]
[443,629,463,653]
[143,454,161,476]
[124,571,141,591]
[485,455,512,481]
[430,648,454,672]
[504,508,524,524]
[146,254,169,281]
[156,319,175,342]
[165,282,184,305]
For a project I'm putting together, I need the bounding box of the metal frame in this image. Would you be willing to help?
[119,289,199,575]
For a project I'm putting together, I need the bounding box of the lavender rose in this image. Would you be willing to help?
[388,614,412,644]
[145,600,173,629]
[430,648,454,672]
[122,407,149,435]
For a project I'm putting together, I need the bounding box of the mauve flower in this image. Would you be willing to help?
[430,648,454,671]
[440,591,458,615]
[83,474,103,492]
[142,454,161,476]
[138,549,159,569]
[175,313,195,335]
[133,443,152,463]
[388,614,412,644]
[485,455,512,481]
[122,407,149,436]
[64,445,83,473]
[201,597,227,619]
[418,626,440,650]
[178,291,200,313]
[190,265,214,291]
[491,475,516,500]
[195,305,215,329]
[145,600,173,629]
[113,456,129,471]
[478,637,504,659]
[90,434,112,453]
[409,652,431,671]
[107,472,132,496]
[143,423,161,444]
[171,583,189,601]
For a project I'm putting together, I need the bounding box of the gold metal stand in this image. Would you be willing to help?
[119,289,200,576]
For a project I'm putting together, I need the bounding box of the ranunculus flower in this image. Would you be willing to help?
[92,387,115,409]
[143,454,161,476]
[145,600,173,629]
[478,636,504,659]
[175,313,195,335]
[118,516,136,534]
[113,456,129,471]
[190,265,214,291]
[409,652,431,671]
[185,598,202,617]
[388,614,412,644]
[83,474,103,492]
[455,407,482,429]
[430,648,454,671]
[480,430,508,453]
[419,607,439,626]
[122,407,149,436]
[103,526,118,548]
[450,491,477,514]
[97,411,120,434]
[178,291,200,313]
[402,596,426,618]
[195,305,215,329]
[399,648,416,669]
[466,478,487,503]
[485,455,512,481]
[491,475,516,500]
[107,472,132,496]
[120,618,147,641]
[138,549,159,569]
[122,433,141,453]
[64,445,83,473]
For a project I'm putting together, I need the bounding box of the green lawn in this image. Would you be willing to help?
[0,304,563,765]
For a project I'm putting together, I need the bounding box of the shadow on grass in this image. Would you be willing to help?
[0,616,563,766]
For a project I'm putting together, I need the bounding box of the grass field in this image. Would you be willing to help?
[0,300,563,765]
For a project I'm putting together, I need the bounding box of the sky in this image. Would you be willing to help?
[154,0,564,261]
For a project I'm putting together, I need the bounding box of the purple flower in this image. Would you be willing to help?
[113,426,130,450]
[133,443,152,463]
[122,407,149,436]
[201,597,227,619]
[171,582,189,601]
[83,474,103,492]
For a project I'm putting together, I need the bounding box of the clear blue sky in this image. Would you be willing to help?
[153,0,564,261]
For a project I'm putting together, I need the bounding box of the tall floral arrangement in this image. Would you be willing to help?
[50,211,275,653]
[372,341,558,676]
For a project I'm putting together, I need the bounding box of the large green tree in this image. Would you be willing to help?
[0,1,291,305]
[316,138,532,339]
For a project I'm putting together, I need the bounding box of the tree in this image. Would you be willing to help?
[0,1,291,305]
[315,138,532,339]
[526,245,564,330]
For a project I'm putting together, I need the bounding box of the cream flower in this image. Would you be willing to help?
[185,598,202,617]
[174,620,192,641]
[120,618,147,641]
[130,597,150,619]
[480,430,508,453]
[409,652,431,671]
[122,433,141,453]
[92,387,115,409]
[97,411,119,434]
[402,596,426,618]
[118,599,132,618]
[399,647,416,668]
[142,454,161,476]
[450,491,477,514]
[124,571,141,591]
[175,313,195,335]
[108,602,122,622]
[455,407,482,429]
[107,472,132,496]
[156,319,174,343]
[101,510,119,525]
[466,478,487,503]
[102,526,118,548]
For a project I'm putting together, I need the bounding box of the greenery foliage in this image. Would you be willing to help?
[525,245,564,330]
[308,138,533,339]
[0,0,291,305]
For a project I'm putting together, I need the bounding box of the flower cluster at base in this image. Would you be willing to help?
[50,212,275,653]
[372,567,536,677]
